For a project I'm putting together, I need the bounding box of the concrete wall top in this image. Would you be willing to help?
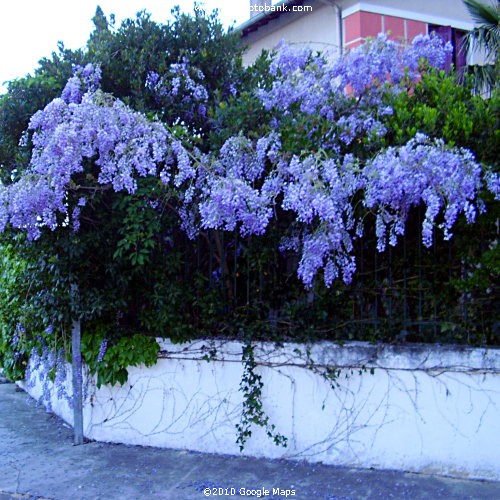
[157,338,500,372]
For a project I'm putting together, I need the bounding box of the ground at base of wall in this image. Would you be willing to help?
[1,383,499,500]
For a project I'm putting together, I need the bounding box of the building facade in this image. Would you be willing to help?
[239,0,476,66]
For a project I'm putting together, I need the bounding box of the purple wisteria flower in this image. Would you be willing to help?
[0,80,170,239]
[97,339,108,363]
[363,135,484,250]
[258,32,453,130]
[146,57,208,116]
[184,134,281,238]
[279,154,361,287]
[80,63,102,92]
[485,171,500,200]
[61,64,102,104]
[61,76,82,104]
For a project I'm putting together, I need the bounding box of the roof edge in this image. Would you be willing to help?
[236,0,309,36]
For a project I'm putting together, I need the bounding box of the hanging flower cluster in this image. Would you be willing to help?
[146,57,209,119]
[0,65,169,239]
[258,33,453,151]
[166,133,281,238]
[260,33,452,116]
[1,34,497,289]
[364,134,485,250]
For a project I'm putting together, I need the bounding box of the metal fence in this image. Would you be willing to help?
[179,209,498,345]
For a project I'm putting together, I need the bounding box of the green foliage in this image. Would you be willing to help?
[210,52,274,146]
[384,70,499,162]
[454,244,500,292]
[0,242,29,380]
[0,76,60,183]
[236,339,288,451]
[86,7,171,108]
[86,6,244,131]
[113,187,162,267]
[82,332,159,388]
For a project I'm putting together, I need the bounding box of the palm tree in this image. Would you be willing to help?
[462,0,499,94]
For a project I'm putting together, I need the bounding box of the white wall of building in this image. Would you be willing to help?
[242,1,340,64]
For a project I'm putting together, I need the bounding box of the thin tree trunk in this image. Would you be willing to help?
[71,318,84,445]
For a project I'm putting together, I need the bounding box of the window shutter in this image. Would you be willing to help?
[429,24,453,71]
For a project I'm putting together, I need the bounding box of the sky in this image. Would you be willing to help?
[0,0,255,93]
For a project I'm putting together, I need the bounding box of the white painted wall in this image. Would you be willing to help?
[20,340,500,481]
[242,2,340,65]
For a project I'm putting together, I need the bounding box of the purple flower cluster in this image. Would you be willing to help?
[332,33,451,97]
[364,135,484,250]
[184,134,281,237]
[61,63,102,104]
[485,171,500,200]
[258,44,327,116]
[0,85,169,239]
[97,338,108,363]
[146,58,208,116]
[405,33,453,75]
[258,32,453,130]
[281,154,361,287]
[269,41,312,77]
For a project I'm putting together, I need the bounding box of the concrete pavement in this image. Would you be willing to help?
[0,381,499,500]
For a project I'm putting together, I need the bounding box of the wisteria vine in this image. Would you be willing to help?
[0,65,169,240]
[0,35,497,288]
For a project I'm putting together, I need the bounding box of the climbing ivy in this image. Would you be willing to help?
[236,339,288,451]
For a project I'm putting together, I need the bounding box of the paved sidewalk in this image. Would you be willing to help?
[0,382,499,500]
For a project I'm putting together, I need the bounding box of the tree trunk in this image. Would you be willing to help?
[71,318,84,445]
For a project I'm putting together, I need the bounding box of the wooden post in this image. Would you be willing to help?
[71,318,84,445]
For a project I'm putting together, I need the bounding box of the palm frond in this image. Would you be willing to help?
[463,0,500,25]
[461,0,499,94]
[467,63,498,95]
[463,25,500,58]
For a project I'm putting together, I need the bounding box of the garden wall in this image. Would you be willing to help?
[19,340,500,481]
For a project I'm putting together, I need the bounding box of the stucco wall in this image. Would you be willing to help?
[20,340,500,481]
[242,2,340,65]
